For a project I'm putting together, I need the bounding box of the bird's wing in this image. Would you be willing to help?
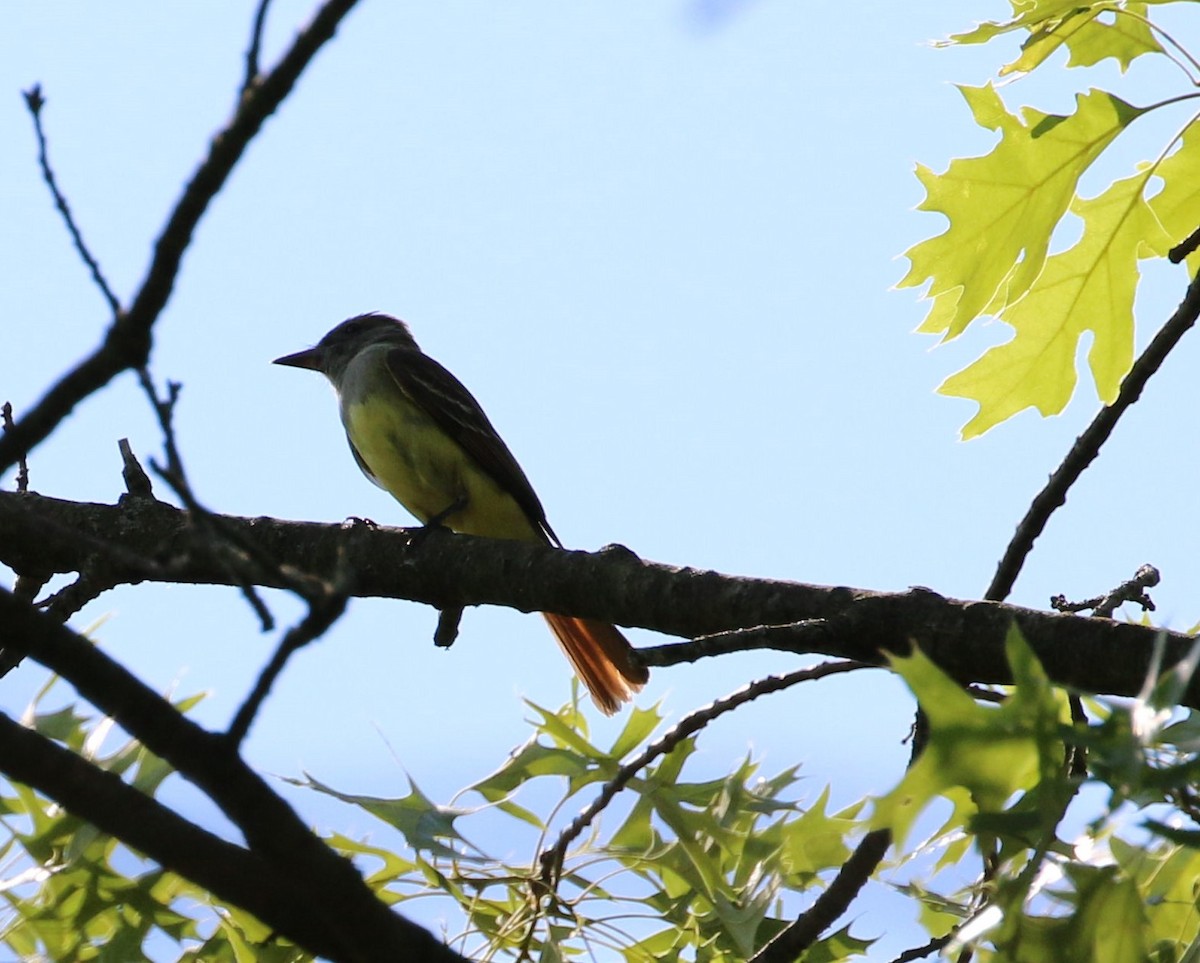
[383,346,559,545]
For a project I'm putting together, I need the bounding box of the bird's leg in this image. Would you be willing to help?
[405,493,469,550]
[423,493,468,531]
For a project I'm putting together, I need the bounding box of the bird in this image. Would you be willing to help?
[273,312,647,713]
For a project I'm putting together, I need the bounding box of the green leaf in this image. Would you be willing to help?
[1113,839,1200,950]
[1063,4,1164,72]
[1072,864,1151,963]
[871,628,1066,847]
[779,786,853,879]
[900,85,1143,346]
[938,168,1169,437]
[525,700,605,763]
[608,701,663,761]
[802,925,876,963]
[1146,123,1200,268]
[290,773,472,859]
[467,736,590,821]
[325,832,418,886]
[997,4,1164,77]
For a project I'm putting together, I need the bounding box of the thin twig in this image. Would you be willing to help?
[118,438,154,498]
[0,569,119,677]
[22,85,122,317]
[38,571,116,622]
[638,619,829,666]
[435,605,464,647]
[135,369,302,628]
[538,659,872,886]
[227,586,349,746]
[986,269,1200,602]
[1050,563,1160,618]
[1,403,29,492]
[751,662,939,962]
[243,0,274,93]
[1169,224,1200,263]
[888,935,954,963]
[750,828,892,963]
[0,0,362,476]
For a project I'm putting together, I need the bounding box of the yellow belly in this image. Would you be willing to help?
[342,393,538,542]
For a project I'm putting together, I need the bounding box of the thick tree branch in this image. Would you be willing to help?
[0,589,465,963]
[2,490,1197,708]
[0,0,360,476]
[0,711,347,960]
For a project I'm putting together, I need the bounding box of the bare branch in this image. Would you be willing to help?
[22,85,122,316]
[0,403,29,492]
[888,935,956,963]
[4,491,1200,709]
[1169,224,1200,263]
[638,619,829,666]
[0,0,362,476]
[0,710,347,960]
[986,269,1200,602]
[0,587,466,963]
[228,584,350,746]
[750,828,892,963]
[1050,563,1160,618]
[244,0,274,93]
[118,437,154,498]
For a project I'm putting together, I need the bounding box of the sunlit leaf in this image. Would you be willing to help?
[1146,123,1200,270]
[872,628,1066,847]
[899,85,1143,343]
[939,169,1168,437]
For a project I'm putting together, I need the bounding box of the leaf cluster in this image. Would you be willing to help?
[901,0,1200,437]
[0,680,304,962]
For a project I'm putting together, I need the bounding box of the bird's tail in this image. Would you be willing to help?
[542,613,648,715]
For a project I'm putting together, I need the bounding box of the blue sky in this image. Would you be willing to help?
[3,1,1199,957]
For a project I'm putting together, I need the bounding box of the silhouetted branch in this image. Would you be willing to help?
[986,269,1200,602]
[3,490,1199,708]
[888,935,955,963]
[0,711,347,960]
[22,85,121,316]
[1051,563,1159,618]
[0,588,466,963]
[0,403,28,493]
[0,0,362,477]
[1169,224,1200,263]
[228,583,350,745]
[750,828,892,963]
[244,0,274,92]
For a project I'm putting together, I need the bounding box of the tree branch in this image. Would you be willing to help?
[3,490,1198,708]
[0,588,465,963]
[749,828,892,963]
[0,0,361,476]
[22,85,121,316]
[0,711,348,960]
[986,268,1200,602]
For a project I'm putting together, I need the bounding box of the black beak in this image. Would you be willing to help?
[272,347,323,370]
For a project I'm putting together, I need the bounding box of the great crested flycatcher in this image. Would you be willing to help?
[274,312,647,714]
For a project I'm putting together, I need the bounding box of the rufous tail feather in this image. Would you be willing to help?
[542,613,648,715]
